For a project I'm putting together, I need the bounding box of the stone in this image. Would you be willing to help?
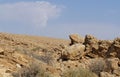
[113,68,120,76]
[100,72,115,77]
[69,34,84,45]
[84,35,99,58]
[84,35,99,52]
[98,40,112,57]
[107,38,120,59]
[16,64,21,68]
[62,44,85,60]
[106,58,119,71]
[0,48,4,53]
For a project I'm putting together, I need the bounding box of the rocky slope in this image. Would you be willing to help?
[0,33,120,77]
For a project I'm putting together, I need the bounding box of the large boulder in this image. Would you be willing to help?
[107,38,120,59]
[84,35,99,52]
[84,35,99,58]
[61,44,85,60]
[69,34,84,45]
[98,40,113,57]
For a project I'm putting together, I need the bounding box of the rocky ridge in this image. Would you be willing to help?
[60,34,120,77]
[0,33,120,77]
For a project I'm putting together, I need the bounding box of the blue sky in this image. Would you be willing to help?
[0,0,120,39]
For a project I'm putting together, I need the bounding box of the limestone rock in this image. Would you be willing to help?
[100,72,115,77]
[98,40,112,57]
[106,58,119,71]
[84,35,99,51]
[113,67,120,76]
[107,38,120,58]
[84,35,99,58]
[62,44,85,60]
[69,34,84,45]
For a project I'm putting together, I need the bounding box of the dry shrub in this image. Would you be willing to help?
[89,59,106,76]
[32,52,54,66]
[12,62,52,77]
[62,67,98,77]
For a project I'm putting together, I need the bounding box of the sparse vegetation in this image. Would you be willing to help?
[1,33,120,77]
[62,67,98,77]
[14,46,54,65]
[89,59,106,75]
[31,46,43,51]
[32,52,54,65]
[12,62,52,77]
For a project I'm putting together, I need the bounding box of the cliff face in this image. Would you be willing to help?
[0,33,120,77]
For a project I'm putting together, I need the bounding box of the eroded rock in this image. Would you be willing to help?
[69,34,84,45]
[100,72,115,77]
[113,67,120,76]
[106,58,119,71]
[98,40,113,57]
[107,38,120,59]
[61,44,85,60]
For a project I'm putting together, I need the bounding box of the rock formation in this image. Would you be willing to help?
[0,33,120,77]
[60,34,120,77]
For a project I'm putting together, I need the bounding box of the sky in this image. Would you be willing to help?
[0,0,120,39]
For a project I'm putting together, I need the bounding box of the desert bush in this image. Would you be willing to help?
[14,47,29,55]
[62,67,98,77]
[31,46,43,51]
[32,52,54,66]
[14,46,54,65]
[12,62,52,77]
[89,59,106,75]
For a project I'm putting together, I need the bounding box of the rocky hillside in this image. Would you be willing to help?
[0,33,120,77]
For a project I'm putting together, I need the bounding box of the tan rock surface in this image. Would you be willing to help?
[0,33,120,77]
[62,44,85,60]
[69,34,84,45]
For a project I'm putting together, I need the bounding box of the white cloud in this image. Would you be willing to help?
[0,1,61,27]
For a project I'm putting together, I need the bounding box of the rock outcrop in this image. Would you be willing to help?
[0,33,120,77]
[107,38,120,58]
[60,34,120,77]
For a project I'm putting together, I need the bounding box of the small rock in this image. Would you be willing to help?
[16,64,21,68]
[5,70,11,73]
[0,48,4,53]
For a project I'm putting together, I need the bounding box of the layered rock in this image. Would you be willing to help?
[61,44,85,60]
[59,34,120,77]
[69,34,84,45]
[107,38,120,59]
